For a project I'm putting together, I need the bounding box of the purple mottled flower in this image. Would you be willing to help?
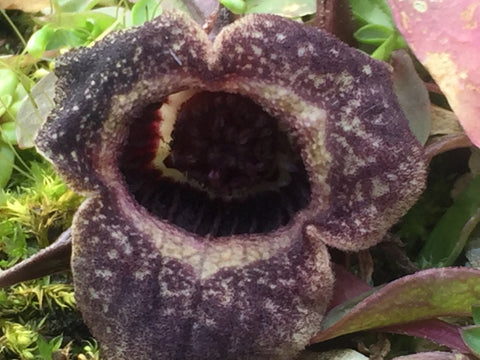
[35,11,427,360]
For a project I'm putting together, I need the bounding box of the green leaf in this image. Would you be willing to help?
[0,94,13,118]
[25,25,56,58]
[473,304,480,324]
[219,0,247,14]
[351,1,408,60]
[131,0,162,26]
[26,12,117,56]
[55,0,100,12]
[46,27,90,49]
[417,174,480,268]
[349,0,395,28]
[354,24,393,45]
[0,140,14,188]
[0,69,19,98]
[370,33,397,60]
[0,222,28,265]
[37,335,63,358]
[462,325,480,357]
[0,122,17,145]
[49,11,118,35]
[312,268,480,343]
[13,82,28,103]
[244,0,315,18]
[2,99,23,123]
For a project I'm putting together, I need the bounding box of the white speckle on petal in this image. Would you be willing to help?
[413,0,428,13]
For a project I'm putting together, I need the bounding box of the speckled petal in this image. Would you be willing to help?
[211,15,427,251]
[35,10,426,360]
[36,11,211,193]
[72,192,333,359]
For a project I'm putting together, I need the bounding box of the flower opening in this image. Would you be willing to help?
[121,90,311,237]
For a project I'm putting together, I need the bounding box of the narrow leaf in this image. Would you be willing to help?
[370,32,398,60]
[354,24,393,45]
[417,175,480,268]
[382,319,470,353]
[312,267,480,343]
[393,352,470,360]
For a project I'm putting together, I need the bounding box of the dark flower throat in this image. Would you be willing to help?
[120,91,311,238]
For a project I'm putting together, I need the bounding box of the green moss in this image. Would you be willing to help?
[0,157,100,359]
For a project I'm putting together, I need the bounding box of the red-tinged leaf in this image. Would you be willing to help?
[387,0,480,147]
[425,133,472,160]
[324,265,470,352]
[328,263,373,310]
[312,267,480,343]
[382,319,471,353]
[392,351,470,360]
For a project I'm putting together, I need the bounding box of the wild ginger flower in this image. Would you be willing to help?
[35,11,427,360]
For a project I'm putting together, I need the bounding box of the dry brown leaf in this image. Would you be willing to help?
[0,0,50,12]
[430,104,464,136]
[468,146,480,176]
[425,133,472,160]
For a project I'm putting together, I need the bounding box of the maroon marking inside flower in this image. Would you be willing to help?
[167,92,280,194]
[120,91,311,237]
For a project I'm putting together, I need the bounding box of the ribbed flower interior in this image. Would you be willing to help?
[120,91,312,237]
